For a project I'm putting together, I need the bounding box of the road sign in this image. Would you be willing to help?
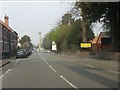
[80,42,92,48]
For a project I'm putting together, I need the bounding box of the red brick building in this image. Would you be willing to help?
[0,15,18,59]
[90,32,111,51]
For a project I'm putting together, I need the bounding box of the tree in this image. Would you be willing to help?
[43,33,52,49]
[62,13,74,25]
[50,25,71,51]
[19,35,33,50]
[75,2,120,51]
[67,19,82,48]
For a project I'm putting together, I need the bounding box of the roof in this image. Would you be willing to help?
[90,32,110,44]
[0,19,13,32]
[90,36,99,43]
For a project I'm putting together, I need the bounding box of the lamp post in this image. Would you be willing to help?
[38,32,42,52]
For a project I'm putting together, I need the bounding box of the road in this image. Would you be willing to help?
[1,52,119,89]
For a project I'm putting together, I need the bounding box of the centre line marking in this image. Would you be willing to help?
[49,65,57,72]
[45,61,48,64]
[60,75,78,89]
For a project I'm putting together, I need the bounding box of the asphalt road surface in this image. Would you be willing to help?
[1,52,119,89]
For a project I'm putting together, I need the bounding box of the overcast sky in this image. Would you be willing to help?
[0,1,75,45]
[0,0,103,45]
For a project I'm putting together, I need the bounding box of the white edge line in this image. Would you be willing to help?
[16,59,20,62]
[85,65,95,68]
[0,75,4,79]
[0,69,11,79]
[60,75,77,89]
[109,70,119,74]
[48,65,57,72]
[5,69,11,74]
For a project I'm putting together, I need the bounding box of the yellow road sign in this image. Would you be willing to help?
[80,43,92,48]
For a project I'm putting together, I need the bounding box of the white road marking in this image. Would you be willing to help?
[38,53,49,64]
[0,75,4,79]
[38,53,45,60]
[15,59,20,62]
[49,65,57,72]
[79,63,95,68]
[45,61,48,64]
[85,65,95,68]
[16,59,27,61]
[5,69,11,75]
[0,69,11,79]
[108,70,119,74]
[60,75,78,89]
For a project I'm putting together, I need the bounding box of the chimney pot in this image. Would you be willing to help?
[4,15,9,26]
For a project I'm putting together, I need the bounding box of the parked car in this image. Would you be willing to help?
[16,49,28,58]
[26,50,32,56]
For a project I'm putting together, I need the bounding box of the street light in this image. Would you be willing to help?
[38,32,42,52]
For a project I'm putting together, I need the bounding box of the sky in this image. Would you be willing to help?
[0,0,103,45]
[0,1,75,45]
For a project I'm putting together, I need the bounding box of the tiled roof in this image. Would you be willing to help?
[0,19,13,32]
[90,32,110,44]
[90,36,99,43]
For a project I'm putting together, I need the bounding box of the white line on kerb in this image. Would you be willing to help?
[60,75,78,89]
[49,65,57,72]
[5,69,11,75]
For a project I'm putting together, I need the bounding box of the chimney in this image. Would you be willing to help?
[4,15,9,26]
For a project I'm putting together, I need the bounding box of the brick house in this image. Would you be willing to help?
[90,32,111,51]
[0,15,18,59]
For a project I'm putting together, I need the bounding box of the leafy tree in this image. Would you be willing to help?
[67,19,82,48]
[19,35,33,50]
[50,25,71,51]
[43,33,52,49]
[62,13,74,25]
[75,2,120,51]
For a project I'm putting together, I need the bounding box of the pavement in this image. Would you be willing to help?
[0,57,16,68]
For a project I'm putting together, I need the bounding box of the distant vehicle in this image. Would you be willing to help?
[16,49,28,58]
[44,50,51,53]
